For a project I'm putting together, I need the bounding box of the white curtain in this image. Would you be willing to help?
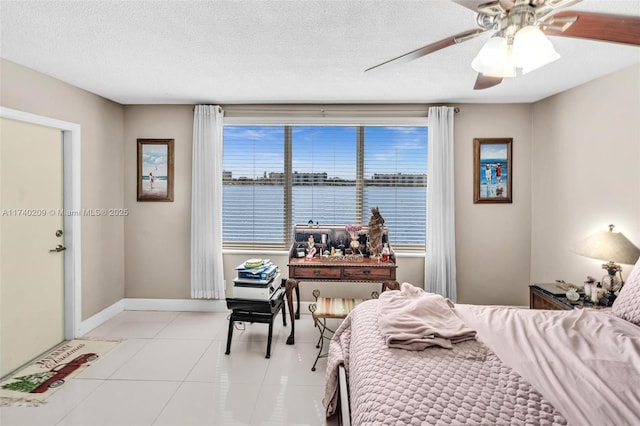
[191,105,225,299]
[425,106,457,300]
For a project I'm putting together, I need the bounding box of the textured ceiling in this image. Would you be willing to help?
[1,0,639,105]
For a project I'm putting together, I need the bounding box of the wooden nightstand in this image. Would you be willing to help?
[529,283,575,310]
[529,283,611,310]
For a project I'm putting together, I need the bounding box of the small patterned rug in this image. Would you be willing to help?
[0,339,121,407]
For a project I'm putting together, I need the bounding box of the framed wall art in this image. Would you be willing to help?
[473,138,512,204]
[137,139,174,202]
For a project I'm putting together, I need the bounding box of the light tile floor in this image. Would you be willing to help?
[1,310,342,426]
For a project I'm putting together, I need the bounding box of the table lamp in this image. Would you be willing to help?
[574,224,640,297]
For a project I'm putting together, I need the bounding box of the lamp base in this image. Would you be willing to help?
[599,262,624,306]
[602,262,623,291]
[602,274,622,292]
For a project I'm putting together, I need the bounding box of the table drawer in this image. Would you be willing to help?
[292,266,342,280]
[343,267,393,281]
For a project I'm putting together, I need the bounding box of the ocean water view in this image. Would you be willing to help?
[223,185,426,245]
[222,125,429,246]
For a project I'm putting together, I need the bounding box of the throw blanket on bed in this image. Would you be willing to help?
[324,299,567,425]
[377,282,476,350]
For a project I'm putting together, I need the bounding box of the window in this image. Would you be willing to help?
[222,126,285,247]
[291,126,357,226]
[363,127,427,246]
[223,124,428,251]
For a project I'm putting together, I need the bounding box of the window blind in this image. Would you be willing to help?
[222,124,428,251]
[363,127,428,246]
[291,126,357,227]
[222,125,285,248]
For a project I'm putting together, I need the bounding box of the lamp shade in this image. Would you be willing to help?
[512,26,561,74]
[471,36,516,78]
[574,225,640,265]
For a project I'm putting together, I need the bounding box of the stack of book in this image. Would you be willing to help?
[233,259,280,300]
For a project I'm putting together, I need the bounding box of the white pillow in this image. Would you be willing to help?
[612,258,640,325]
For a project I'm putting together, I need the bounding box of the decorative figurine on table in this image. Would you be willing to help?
[381,243,390,262]
[368,207,385,258]
[566,288,580,302]
[306,235,316,260]
[345,224,362,254]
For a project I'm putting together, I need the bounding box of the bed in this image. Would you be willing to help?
[324,260,640,426]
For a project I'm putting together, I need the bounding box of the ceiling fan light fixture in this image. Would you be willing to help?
[471,35,516,78]
[512,25,561,74]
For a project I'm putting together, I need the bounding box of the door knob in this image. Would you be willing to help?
[49,244,66,253]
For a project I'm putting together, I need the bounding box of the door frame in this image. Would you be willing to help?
[1,107,81,340]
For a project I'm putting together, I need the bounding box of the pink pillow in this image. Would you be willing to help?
[612,258,640,325]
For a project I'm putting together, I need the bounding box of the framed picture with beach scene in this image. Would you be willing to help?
[137,139,174,202]
[473,138,512,204]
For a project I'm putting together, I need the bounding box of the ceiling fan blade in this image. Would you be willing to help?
[365,28,485,72]
[543,11,640,46]
[474,73,503,90]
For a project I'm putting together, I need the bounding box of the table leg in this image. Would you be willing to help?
[285,279,298,345]
[294,284,300,320]
[281,295,287,326]
[266,319,274,359]
[224,315,234,355]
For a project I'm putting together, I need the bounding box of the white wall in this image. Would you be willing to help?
[453,103,534,305]
[531,64,640,287]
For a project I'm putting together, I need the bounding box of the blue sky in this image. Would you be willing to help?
[223,125,428,180]
[480,143,508,160]
[141,144,168,177]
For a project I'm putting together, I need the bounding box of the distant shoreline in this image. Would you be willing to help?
[223,181,427,187]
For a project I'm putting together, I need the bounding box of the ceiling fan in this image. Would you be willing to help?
[365,0,640,90]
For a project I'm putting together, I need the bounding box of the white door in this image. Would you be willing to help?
[0,118,65,378]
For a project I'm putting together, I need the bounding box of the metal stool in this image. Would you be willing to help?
[308,290,378,371]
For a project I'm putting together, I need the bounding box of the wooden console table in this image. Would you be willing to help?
[285,257,397,344]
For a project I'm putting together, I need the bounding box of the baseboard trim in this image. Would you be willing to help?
[124,298,228,312]
[78,299,124,337]
[78,297,311,337]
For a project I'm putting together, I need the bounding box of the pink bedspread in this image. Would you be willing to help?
[324,300,566,425]
[325,300,640,425]
[455,305,640,426]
